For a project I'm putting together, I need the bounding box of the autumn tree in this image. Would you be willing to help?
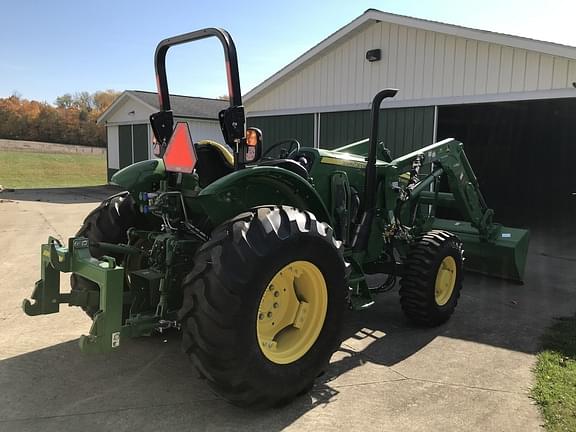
[0,90,121,147]
[93,90,119,112]
[55,94,74,109]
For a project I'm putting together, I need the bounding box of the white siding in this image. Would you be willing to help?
[395,26,408,97]
[107,125,119,169]
[246,21,576,113]
[524,52,540,89]
[181,118,225,144]
[486,44,501,94]
[498,46,514,92]
[552,57,569,87]
[568,61,576,84]
[105,98,153,124]
[442,36,456,95]
[475,42,489,94]
[538,55,554,89]
[432,34,445,98]
[453,38,466,97]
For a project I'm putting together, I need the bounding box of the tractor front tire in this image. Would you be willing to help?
[70,192,140,318]
[179,206,347,408]
[399,230,463,327]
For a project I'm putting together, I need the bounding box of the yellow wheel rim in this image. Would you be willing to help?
[256,261,328,364]
[434,256,457,306]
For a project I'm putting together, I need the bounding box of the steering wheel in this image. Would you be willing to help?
[261,139,301,160]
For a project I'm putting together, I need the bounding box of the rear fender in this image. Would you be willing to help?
[110,159,166,192]
[110,159,198,197]
[192,166,332,227]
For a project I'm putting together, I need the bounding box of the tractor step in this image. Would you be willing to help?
[430,218,530,283]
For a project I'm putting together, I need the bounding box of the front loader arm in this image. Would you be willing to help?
[390,138,495,239]
[387,138,529,282]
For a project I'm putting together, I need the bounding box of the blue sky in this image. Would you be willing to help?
[2,0,576,104]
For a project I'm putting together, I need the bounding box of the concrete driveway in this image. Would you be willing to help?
[1,186,574,431]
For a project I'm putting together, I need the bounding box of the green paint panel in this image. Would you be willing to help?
[320,111,370,149]
[248,114,314,151]
[133,124,149,163]
[378,106,435,158]
[118,125,133,169]
[320,107,435,157]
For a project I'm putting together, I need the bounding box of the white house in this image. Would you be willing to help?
[98,90,227,180]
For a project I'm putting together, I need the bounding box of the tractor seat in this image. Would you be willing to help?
[258,159,309,180]
[194,140,234,187]
[194,140,309,186]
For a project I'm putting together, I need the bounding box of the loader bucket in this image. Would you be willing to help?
[431,219,530,283]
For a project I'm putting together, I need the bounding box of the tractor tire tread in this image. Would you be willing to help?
[180,205,346,408]
[70,192,140,318]
[399,230,463,327]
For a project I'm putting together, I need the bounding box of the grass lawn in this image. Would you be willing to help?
[532,315,576,432]
[0,150,107,188]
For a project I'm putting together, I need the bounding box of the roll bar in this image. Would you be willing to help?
[151,28,245,157]
[154,28,242,109]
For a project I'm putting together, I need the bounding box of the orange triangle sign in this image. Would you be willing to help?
[163,122,197,174]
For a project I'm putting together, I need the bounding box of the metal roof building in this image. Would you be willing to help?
[245,9,576,222]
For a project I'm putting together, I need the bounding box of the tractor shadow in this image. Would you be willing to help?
[0,332,339,431]
[0,227,574,430]
[321,224,576,392]
[3,185,121,204]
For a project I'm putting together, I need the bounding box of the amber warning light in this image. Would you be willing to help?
[163,122,197,174]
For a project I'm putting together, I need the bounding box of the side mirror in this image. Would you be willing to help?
[240,127,263,164]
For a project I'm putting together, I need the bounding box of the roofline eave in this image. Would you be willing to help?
[244,9,576,104]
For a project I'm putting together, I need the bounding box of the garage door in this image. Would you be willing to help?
[247,114,314,151]
[118,124,149,169]
[248,107,434,157]
[437,98,576,227]
[320,107,435,157]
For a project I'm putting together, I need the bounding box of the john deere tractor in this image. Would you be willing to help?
[23,28,529,408]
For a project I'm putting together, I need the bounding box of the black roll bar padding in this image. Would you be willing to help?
[352,88,398,253]
[154,28,243,111]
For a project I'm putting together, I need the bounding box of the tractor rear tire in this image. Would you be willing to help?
[399,230,463,327]
[70,192,140,318]
[179,206,347,408]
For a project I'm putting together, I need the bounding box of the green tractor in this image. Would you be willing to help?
[23,28,529,408]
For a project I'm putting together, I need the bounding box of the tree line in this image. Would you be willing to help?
[0,90,120,147]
